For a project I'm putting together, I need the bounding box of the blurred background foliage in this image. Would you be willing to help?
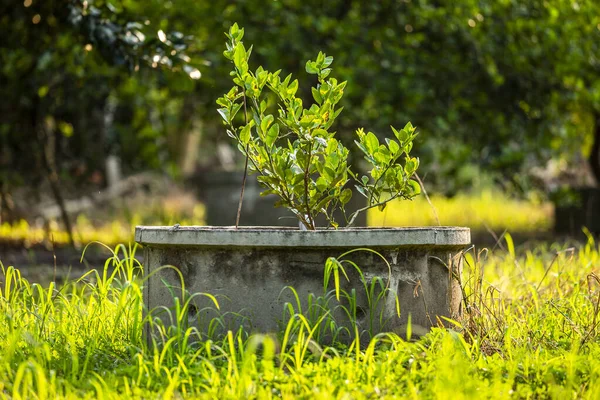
[1,0,600,231]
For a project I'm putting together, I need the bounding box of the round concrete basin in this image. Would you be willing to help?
[136,226,471,343]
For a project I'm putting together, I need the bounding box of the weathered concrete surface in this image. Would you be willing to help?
[136,226,471,248]
[137,227,470,342]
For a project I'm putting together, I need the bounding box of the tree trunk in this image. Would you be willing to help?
[178,95,203,178]
[45,165,75,247]
[35,115,75,247]
[590,112,600,187]
[104,95,122,190]
[0,181,15,224]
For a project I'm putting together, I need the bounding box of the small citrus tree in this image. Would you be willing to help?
[217,24,420,229]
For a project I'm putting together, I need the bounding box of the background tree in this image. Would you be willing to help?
[0,0,201,238]
[189,0,600,193]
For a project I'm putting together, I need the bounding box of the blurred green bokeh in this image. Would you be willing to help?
[1,0,599,215]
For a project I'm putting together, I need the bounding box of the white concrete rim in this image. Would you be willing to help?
[135,226,471,248]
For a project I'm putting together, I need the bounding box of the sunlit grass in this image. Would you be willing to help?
[0,236,599,398]
[369,190,553,232]
[0,203,205,248]
[0,218,132,248]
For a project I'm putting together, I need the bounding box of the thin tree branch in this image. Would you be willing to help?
[414,172,440,226]
[235,94,249,228]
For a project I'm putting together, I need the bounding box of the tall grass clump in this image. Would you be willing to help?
[0,243,145,398]
[1,236,600,398]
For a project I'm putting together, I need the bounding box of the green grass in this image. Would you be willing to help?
[1,234,599,399]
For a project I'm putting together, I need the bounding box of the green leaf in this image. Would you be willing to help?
[375,145,391,164]
[405,157,419,175]
[265,123,279,147]
[261,114,274,134]
[257,71,268,89]
[331,107,344,121]
[354,140,368,156]
[325,138,337,155]
[233,43,246,71]
[355,185,368,198]
[291,172,304,185]
[257,175,278,186]
[316,51,325,66]
[229,23,239,38]
[306,61,318,74]
[316,177,328,191]
[230,103,242,121]
[386,138,400,154]
[331,172,346,188]
[313,195,333,212]
[312,87,322,104]
[287,79,299,97]
[299,114,316,128]
[319,68,332,79]
[240,122,253,145]
[392,125,409,143]
[260,189,277,197]
[323,166,336,182]
[281,74,292,89]
[408,179,421,196]
[217,108,230,123]
[313,128,329,138]
[315,137,328,147]
[226,86,239,99]
[340,189,352,205]
[216,97,229,107]
[364,132,379,154]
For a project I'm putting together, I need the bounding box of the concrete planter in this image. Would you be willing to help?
[136,226,471,342]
